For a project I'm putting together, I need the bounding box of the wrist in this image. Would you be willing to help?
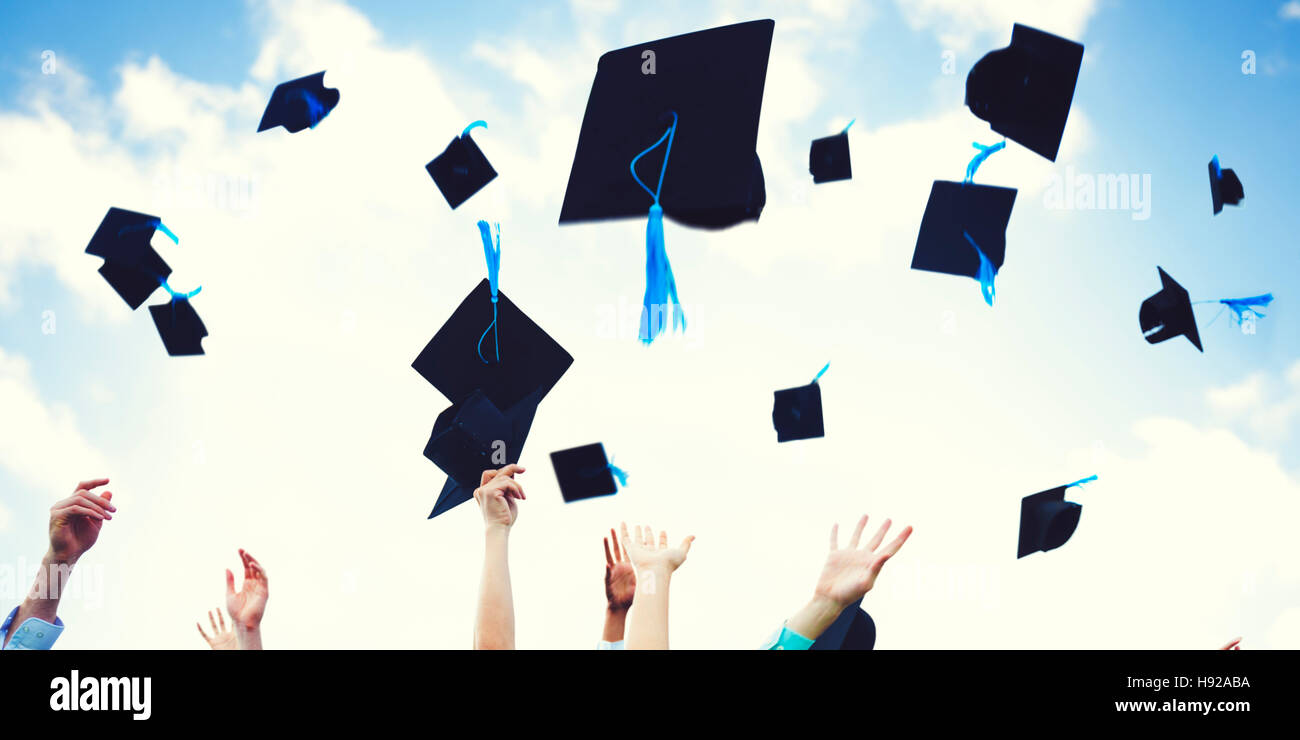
[44,548,79,568]
[484,523,512,538]
[605,604,630,617]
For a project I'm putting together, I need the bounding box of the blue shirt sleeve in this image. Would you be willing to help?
[1,606,65,651]
[760,622,815,650]
[596,640,625,650]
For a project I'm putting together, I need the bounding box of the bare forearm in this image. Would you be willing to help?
[602,607,628,643]
[626,567,671,650]
[785,595,845,642]
[474,528,514,650]
[4,550,74,648]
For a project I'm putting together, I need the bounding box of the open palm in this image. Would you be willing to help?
[815,516,913,607]
[603,528,637,609]
[225,549,269,629]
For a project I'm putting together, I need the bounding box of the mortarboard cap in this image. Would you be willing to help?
[773,382,825,443]
[550,443,623,503]
[412,279,574,412]
[1017,481,1086,558]
[966,24,1084,162]
[912,180,1016,282]
[810,599,876,650]
[809,125,852,184]
[426,122,498,210]
[424,390,513,489]
[257,72,339,133]
[559,20,774,229]
[1208,156,1244,215]
[428,390,542,519]
[85,207,173,310]
[1140,266,1202,352]
[148,298,207,356]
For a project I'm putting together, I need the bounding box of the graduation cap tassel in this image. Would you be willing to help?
[607,457,630,488]
[292,89,328,129]
[630,111,685,344]
[812,362,830,384]
[476,220,501,364]
[964,140,1005,184]
[1207,294,1274,325]
[1065,474,1098,489]
[962,231,998,306]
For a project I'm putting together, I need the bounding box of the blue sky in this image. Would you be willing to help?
[1,0,1299,649]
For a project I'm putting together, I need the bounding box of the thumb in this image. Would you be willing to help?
[102,491,113,502]
[225,569,236,595]
[679,535,695,556]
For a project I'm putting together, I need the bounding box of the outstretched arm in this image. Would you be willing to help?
[3,478,116,650]
[774,515,912,648]
[621,522,694,650]
[473,464,526,650]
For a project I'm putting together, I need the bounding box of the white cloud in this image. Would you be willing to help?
[1281,1,1300,21]
[1206,360,1300,442]
[894,0,1098,51]
[0,347,110,497]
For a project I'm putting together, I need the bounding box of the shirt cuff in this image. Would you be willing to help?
[760,622,815,650]
[596,640,625,650]
[1,607,65,651]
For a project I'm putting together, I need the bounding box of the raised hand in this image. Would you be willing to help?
[48,478,116,564]
[197,608,237,650]
[1220,637,1242,651]
[225,549,269,631]
[604,528,636,611]
[814,515,913,608]
[474,464,526,530]
[619,522,694,577]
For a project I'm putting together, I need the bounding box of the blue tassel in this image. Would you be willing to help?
[117,219,179,244]
[293,89,328,128]
[812,362,830,384]
[639,204,684,343]
[962,231,997,306]
[1210,154,1223,180]
[631,112,684,344]
[1218,294,1273,323]
[476,221,501,364]
[964,140,1005,184]
[462,120,488,138]
[608,462,630,488]
[1066,474,1098,489]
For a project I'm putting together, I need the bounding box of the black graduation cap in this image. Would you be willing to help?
[427,389,542,519]
[412,279,574,413]
[1140,267,1203,352]
[773,366,827,443]
[1017,481,1086,558]
[966,24,1084,162]
[558,20,774,228]
[148,298,207,356]
[85,207,173,310]
[912,181,1016,291]
[550,443,625,503]
[1208,155,1244,215]
[424,390,514,489]
[426,122,498,210]
[809,123,852,184]
[810,599,876,650]
[257,71,339,133]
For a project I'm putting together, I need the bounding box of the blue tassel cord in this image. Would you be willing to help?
[117,218,179,244]
[462,120,487,138]
[964,140,1005,184]
[959,141,1005,306]
[1065,474,1098,489]
[476,220,501,364]
[607,460,630,488]
[293,89,328,128]
[1195,294,1274,331]
[812,362,830,384]
[962,231,997,306]
[630,112,685,344]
